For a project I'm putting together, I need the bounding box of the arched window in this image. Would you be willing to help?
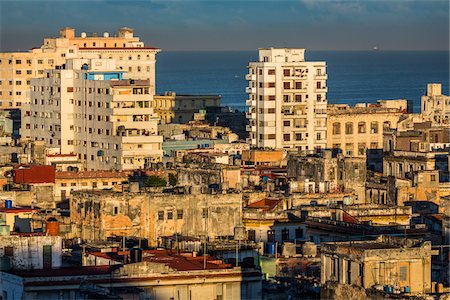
[358,122,366,134]
[371,121,378,134]
[332,122,341,135]
[345,122,353,135]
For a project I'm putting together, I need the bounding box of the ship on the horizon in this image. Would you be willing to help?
[373,46,379,51]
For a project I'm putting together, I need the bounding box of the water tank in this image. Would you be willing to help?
[267,242,276,255]
[46,217,60,236]
[130,247,143,263]
[103,32,109,38]
[81,32,87,38]
[4,200,12,209]
[302,242,317,257]
[282,242,296,257]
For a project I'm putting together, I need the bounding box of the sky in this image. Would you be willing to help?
[0,0,448,51]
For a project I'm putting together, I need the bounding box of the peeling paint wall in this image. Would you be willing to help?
[70,191,243,246]
[0,235,62,270]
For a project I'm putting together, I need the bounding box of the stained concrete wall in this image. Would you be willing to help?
[0,235,62,270]
[70,191,243,246]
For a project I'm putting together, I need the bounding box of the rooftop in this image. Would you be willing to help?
[55,171,128,180]
[246,198,282,211]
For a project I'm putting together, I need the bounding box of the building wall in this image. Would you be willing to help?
[153,93,221,124]
[29,58,163,171]
[70,191,242,246]
[327,105,403,157]
[0,235,62,270]
[246,48,327,151]
[321,238,432,294]
[421,83,450,125]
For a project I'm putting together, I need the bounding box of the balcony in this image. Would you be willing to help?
[245,74,256,81]
[315,86,328,93]
[315,73,328,80]
[246,87,256,94]
[246,99,256,107]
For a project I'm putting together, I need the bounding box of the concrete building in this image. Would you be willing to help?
[1,252,262,300]
[0,27,158,110]
[421,83,450,125]
[321,235,434,296]
[246,48,327,151]
[0,111,13,145]
[327,100,406,157]
[153,92,221,123]
[0,233,62,270]
[54,170,128,202]
[383,126,449,182]
[287,150,366,202]
[70,190,243,246]
[29,58,163,170]
[0,27,159,143]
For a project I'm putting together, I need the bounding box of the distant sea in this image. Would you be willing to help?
[156,51,449,113]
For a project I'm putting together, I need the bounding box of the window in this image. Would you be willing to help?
[61,183,67,187]
[268,69,275,75]
[283,120,290,127]
[113,207,118,215]
[295,227,303,239]
[295,82,302,89]
[358,122,366,134]
[399,266,407,281]
[4,246,13,257]
[268,95,275,101]
[268,82,275,88]
[167,211,173,220]
[316,133,322,140]
[295,94,302,102]
[71,182,76,187]
[345,122,353,135]
[158,211,164,220]
[202,208,208,218]
[283,69,290,76]
[16,59,22,64]
[281,228,289,241]
[27,70,32,75]
[283,134,290,141]
[16,70,21,75]
[358,143,366,156]
[430,174,436,181]
[268,108,275,113]
[283,82,290,90]
[267,230,275,242]
[177,209,183,219]
[247,230,256,241]
[370,121,378,134]
[333,122,341,135]
[268,134,276,139]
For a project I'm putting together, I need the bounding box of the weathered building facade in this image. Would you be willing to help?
[70,190,243,246]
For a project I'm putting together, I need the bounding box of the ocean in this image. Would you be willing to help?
[156,51,449,113]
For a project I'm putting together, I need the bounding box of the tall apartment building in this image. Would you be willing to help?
[246,48,327,151]
[0,27,159,139]
[421,83,450,125]
[29,58,163,171]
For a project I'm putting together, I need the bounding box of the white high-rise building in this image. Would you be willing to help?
[246,48,328,151]
[30,58,163,171]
